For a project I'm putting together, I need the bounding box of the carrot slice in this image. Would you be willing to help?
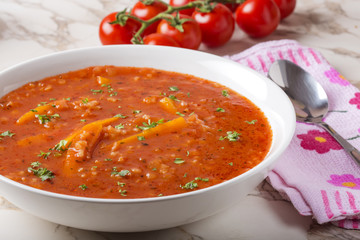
[63,123,103,176]
[159,97,178,114]
[16,104,53,124]
[96,76,112,86]
[63,117,118,144]
[111,117,186,149]
[17,134,48,146]
[60,117,118,175]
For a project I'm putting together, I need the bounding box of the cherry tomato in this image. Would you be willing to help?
[157,14,202,50]
[273,0,296,19]
[143,33,180,47]
[192,3,234,48]
[169,0,196,16]
[235,0,280,38]
[130,1,168,35]
[99,12,141,45]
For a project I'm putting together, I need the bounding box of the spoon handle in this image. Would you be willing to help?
[318,121,360,166]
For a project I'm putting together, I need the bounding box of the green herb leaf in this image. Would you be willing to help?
[38,151,51,159]
[0,131,15,138]
[169,95,180,102]
[137,136,145,141]
[219,131,241,142]
[195,177,209,182]
[111,167,130,177]
[115,123,125,129]
[245,120,257,124]
[36,113,60,124]
[28,166,54,181]
[216,108,225,112]
[90,89,103,94]
[114,114,127,118]
[222,90,230,97]
[169,86,179,92]
[176,112,185,116]
[137,119,164,130]
[30,161,41,168]
[79,184,88,190]
[117,182,126,187]
[51,140,71,152]
[174,158,185,164]
[181,180,198,190]
[119,189,127,196]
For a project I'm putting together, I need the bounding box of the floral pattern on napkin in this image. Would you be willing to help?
[229,39,360,229]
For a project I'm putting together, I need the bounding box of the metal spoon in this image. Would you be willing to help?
[268,59,360,166]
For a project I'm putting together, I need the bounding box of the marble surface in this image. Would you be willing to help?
[0,0,360,239]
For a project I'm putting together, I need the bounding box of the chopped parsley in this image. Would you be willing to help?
[38,151,51,159]
[137,136,145,141]
[245,120,257,124]
[117,182,126,187]
[28,162,54,181]
[30,161,41,168]
[137,119,164,131]
[114,114,127,118]
[115,123,124,129]
[0,130,15,139]
[79,184,88,190]
[216,108,225,112]
[168,95,180,102]
[82,98,89,104]
[176,112,185,116]
[104,158,112,161]
[111,167,130,177]
[90,89,103,94]
[181,180,198,190]
[181,177,209,190]
[36,113,60,124]
[195,177,209,182]
[119,189,127,196]
[229,162,234,166]
[174,158,185,164]
[219,131,241,142]
[101,84,118,97]
[169,86,179,92]
[222,90,230,97]
[51,140,71,152]
[133,110,142,114]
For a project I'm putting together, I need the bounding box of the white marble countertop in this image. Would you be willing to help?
[1,0,360,239]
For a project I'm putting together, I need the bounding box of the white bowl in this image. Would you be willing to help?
[0,45,295,232]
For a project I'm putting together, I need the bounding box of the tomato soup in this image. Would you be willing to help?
[0,66,272,198]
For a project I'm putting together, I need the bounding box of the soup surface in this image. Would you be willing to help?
[0,66,272,198]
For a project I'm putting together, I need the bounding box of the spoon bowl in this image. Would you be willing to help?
[268,59,360,166]
[268,60,328,122]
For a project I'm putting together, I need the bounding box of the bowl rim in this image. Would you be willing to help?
[0,45,296,204]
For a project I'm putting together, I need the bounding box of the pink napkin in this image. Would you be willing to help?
[229,39,360,229]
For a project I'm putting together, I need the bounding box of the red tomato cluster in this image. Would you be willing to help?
[99,0,296,50]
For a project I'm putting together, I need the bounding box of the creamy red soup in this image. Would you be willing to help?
[0,66,272,198]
